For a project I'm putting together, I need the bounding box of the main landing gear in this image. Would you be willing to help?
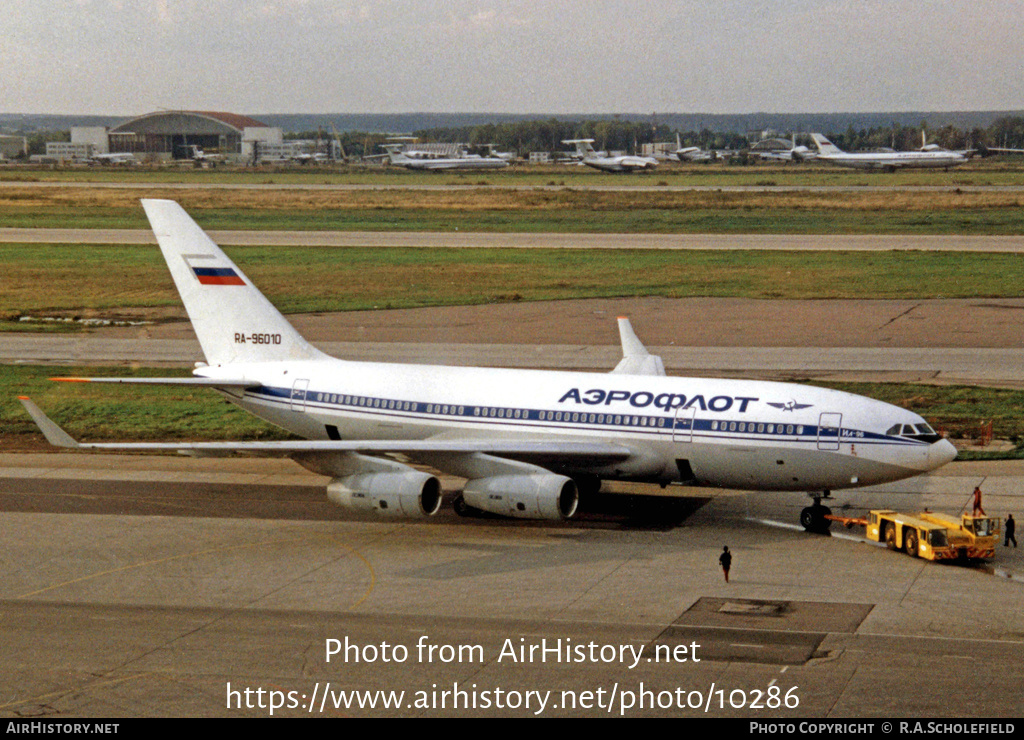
[800,492,833,534]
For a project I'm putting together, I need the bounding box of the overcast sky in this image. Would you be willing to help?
[5,0,1022,116]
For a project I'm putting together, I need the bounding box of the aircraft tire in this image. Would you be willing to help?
[800,505,832,533]
[819,505,832,531]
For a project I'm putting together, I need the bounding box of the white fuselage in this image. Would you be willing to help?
[818,150,967,170]
[391,151,509,170]
[206,358,957,493]
[581,155,658,172]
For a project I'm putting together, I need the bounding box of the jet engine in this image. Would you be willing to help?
[327,471,442,518]
[461,473,578,520]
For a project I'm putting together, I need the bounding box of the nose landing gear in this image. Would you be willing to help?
[800,492,833,534]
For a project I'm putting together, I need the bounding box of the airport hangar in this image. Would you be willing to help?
[71,110,290,162]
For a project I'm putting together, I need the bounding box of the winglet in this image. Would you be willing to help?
[610,318,666,376]
[17,398,80,448]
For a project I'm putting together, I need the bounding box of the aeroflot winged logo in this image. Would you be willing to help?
[766,400,814,412]
[185,254,245,286]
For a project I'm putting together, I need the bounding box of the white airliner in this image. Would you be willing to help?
[88,152,137,165]
[811,133,968,171]
[562,139,658,172]
[755,135,817,162]
[670,133,703,162]
[382,144,508,171]
[19,200,957,528]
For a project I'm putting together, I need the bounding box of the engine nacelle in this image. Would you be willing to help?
[327,471,442,518]
[462,474,578,520]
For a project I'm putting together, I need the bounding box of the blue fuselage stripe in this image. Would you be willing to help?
[242,385,924,449]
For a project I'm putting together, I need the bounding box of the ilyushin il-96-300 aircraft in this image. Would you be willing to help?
[20,200,958,530]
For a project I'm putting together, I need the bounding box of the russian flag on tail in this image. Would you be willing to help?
[184,255,246,286]
[192,266,245,285]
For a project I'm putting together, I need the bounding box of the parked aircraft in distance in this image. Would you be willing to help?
[482,144,515,162]
[291,152,331,164]
[676,148,726,162]
[382,144,508,171]
[562,139,658,172]
[810,133,968,171]
[672,136,737,163]
[674,145,701,160]
[667,133,702,162]
[19,200,957,529]
[755,135,817,162]
[88,152,137,165]
[917,131,977,159]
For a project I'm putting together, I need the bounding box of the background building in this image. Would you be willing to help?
[0,135,28,160]
[108,110,272,161]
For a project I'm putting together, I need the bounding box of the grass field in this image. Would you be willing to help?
[2,174,1024,234]
[5,160,1024,187]
[3,366,1020,456]
[3,166,1023,457]
[4,245,1024,322]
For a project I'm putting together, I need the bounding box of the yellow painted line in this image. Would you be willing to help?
[0,671,151,711]
[12,532,376,607]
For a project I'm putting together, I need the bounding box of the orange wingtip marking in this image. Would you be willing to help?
[50,377,89,383]
[17,396,29,400]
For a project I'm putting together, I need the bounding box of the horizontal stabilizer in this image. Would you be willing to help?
[18,397,79,448]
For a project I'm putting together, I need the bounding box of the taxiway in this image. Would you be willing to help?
[0,452,1022,717]
[3,227,1024,252]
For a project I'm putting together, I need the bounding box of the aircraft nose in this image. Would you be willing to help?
[928,438,958,469]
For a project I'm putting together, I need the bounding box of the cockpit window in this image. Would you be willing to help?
[887,421,942,443]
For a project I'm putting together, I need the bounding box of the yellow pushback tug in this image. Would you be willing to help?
[828,510,1000,561]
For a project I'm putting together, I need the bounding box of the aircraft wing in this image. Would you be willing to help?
[18,397,632,463]
[50,376,257,388]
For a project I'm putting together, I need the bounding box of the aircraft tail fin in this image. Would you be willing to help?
[380,143,408,164]
[810,133,843,156]
[141,199,328,366]
[562,139,596,157]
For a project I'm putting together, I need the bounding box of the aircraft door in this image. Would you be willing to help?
[290,379,310,412]
[817,412,842,450]
[673,406,696,443]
